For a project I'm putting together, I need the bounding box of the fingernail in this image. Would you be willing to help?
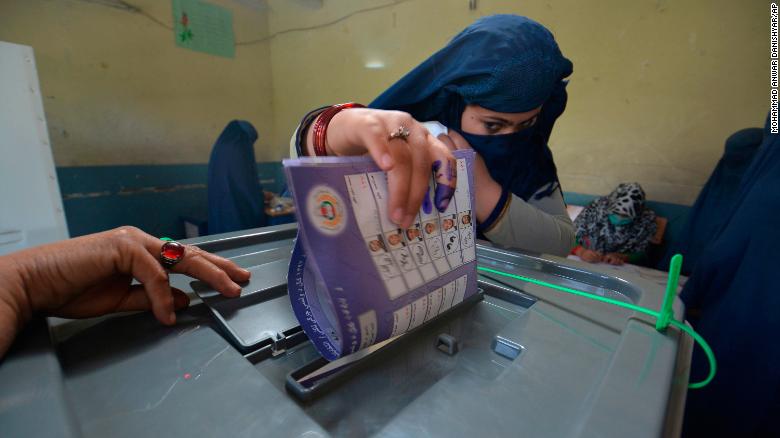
[231,284,242,296]
[434,184,455,211]
[168,311,177,324]
[242,268,251,277]
[392,208,404,224]
[381,153,394,168]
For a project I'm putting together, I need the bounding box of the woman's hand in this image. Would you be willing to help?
[603,253,627,265]
[436,130,502,224]
[0,226,250,357]
[306,108,456,229]
[575,247,604,263]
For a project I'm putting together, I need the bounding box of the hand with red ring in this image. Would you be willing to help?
[0,226,249,358]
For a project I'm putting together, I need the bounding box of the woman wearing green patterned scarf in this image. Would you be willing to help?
[572,183,657,265]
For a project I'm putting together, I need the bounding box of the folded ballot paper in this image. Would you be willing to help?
[283,149,479,361]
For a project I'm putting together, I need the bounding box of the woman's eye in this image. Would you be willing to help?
[483,122,502,133]
[519,116,538,129]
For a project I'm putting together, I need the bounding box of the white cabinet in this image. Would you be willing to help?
[0,41,69,255]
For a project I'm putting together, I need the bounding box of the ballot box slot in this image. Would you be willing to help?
[284,278,533,402]
[243,327,309,364]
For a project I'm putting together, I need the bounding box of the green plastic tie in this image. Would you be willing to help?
[656,254,682,331]
[476,262,716,389]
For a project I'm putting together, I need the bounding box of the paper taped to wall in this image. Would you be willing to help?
[172,0,235,58]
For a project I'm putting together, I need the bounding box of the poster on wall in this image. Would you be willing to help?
[172,0,235,58]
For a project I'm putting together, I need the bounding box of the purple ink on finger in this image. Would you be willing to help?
[422,188,433,214]
[432,160,443,179]
[434,184,455,212]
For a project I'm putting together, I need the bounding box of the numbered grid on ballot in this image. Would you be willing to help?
[390,275,468,337]
[344,173,406,298]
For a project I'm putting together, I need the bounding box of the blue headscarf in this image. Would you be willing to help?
[660,128,762,275]
[370,15,573,201]
[680,116,780,436]
[207,120,266,234]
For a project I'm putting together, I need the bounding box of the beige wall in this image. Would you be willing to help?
[0,1,768,204]
[266,0,767,205]
[0,0,276,165]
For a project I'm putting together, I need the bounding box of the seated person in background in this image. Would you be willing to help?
[571,183,657,265]
[0,226,249,359]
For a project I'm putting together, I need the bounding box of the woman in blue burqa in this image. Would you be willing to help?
[680,115,780,437]
[290,15,574,255]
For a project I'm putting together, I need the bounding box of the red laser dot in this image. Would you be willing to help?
[183,373,192,380]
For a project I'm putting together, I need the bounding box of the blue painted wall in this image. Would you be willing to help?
[57,163,287,239]
[56,163,692,251]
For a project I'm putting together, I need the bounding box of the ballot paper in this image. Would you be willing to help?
[283,149,478,360]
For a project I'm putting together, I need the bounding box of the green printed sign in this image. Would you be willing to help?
[172,0,235,58]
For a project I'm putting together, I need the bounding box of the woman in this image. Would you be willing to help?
[660,127,763,274]
[680,117,780,436]
[207,120,267,234]
[290,15,575,255]
[572,182,657,265]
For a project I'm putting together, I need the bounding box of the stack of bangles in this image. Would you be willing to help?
[309,102,366,156]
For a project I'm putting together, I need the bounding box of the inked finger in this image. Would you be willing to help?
[403,133,433,227]
[429,137,457,212]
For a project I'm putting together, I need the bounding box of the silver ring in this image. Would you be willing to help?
[388,126,411,142]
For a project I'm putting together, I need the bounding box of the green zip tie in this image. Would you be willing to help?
[656,254,682,331]
[160,237,174,242]
[477,262,716,389]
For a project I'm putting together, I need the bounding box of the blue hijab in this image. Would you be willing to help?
[207,120,266,234]
[680,116,780,436]
[660,128,762,275]
[370,15,573,201]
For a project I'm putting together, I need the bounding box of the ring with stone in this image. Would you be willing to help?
[159,238,185,268]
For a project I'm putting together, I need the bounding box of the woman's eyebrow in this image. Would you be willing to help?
[481,116,511,124]
[482,113,539,125]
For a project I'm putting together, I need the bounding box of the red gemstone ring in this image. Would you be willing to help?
[160,240,185,268]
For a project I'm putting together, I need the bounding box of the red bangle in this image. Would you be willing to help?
[311,102,365,156]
